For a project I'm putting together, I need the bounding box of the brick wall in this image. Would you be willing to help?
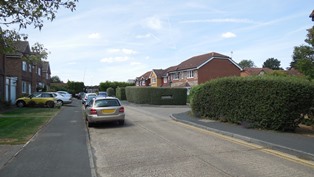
[198,59,241,84]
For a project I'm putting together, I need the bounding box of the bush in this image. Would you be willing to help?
[106,87,115,97]
[190,76,314,131]
[126,86,187,105]
[116,87,126,100]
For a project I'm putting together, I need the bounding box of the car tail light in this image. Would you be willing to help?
[119,107,124,113]
[90,108,97,114]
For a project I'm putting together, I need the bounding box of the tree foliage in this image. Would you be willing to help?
[0,0,78,53]
[99,81,135,92]
[0,0,78,29]
[238,59,255,69]
[263,58,282,70]
[50,76,62,83]
[291,25,314,79]
[67,81,85,94]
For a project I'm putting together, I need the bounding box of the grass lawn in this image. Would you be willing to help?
[0,107,60,145]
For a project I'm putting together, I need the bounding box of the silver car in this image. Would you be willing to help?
[85,97,125,127]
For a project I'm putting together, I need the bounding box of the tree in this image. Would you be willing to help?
[51,76,62,83]
[238,59,255,69]
[0,0,78,52]
[67,81,85,94]
[263,58,282,70]
[290,23,314,79]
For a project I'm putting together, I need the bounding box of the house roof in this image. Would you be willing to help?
[169,52,241,72]
[152,69,165,78]
[7,41,31,56]
[138,71,151,80]
[310,10,314,21]
[243,68,273,75]
[286,68,302,76]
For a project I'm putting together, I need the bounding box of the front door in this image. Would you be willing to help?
[5,77,17,104]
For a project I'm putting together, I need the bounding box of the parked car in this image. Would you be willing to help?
[97,91,108,97]
[84,97,125,127]
[77,92,85,100]
[84,95,97,108]
[82,93,97,104]
[57,91,72,100]
[15,92,57,108]
[52,92,72,105]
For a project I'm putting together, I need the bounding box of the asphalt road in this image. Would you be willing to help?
[0,100,92,177]
[89,104,314,177]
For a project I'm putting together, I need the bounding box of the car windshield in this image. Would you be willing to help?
[98,92,107,97]
[95,99,120,107]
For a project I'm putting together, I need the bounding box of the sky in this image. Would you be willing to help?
[16,0,314,86]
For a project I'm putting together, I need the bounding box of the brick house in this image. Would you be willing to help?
[0,52,4,102]
[0,41,51,104]
[240,68,273,77]
[146,52,242,89]
[168,52,242,88]
[135,71,151,86]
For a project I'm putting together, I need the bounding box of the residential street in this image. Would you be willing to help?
[89,104,314,177]
[1,99,314,177]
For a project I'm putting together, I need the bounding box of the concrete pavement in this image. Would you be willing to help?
[171,111,314,161]
[0,100,93,177]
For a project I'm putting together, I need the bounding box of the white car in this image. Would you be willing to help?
[57,91,72,99]
[53,92,72,105]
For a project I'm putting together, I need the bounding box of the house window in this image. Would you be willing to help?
[174,72,180,80]
[22,81,27,93]
[38,68,41,76]
[187,70,194,78]
[28,64,32,72]
[28,83,32,94]
[46,73,49,80]
[163,77,167,83]
[152,78,156,83]
[22,61,27,71]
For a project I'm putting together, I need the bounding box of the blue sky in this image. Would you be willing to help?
[18,0,313,86]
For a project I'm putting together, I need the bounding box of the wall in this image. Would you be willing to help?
[198,58,241,84]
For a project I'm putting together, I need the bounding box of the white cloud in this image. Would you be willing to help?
[222,32,237,38]
[88,33,101,39]
[106,48,137,55]
[180,18,257,24]
[136,33,152,38]
[144,16,163,30]
[100,56,129,63]
[130,61,142,66]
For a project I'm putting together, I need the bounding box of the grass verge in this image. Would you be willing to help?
[0,107,60,145]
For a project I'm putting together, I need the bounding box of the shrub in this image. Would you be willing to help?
[190,76,314,131]
[116,87,126,100]
[126,86,187,105]
[106,87,115,97]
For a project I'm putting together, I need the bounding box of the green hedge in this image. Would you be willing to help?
[116,87,126,100]
[106,87,115,96]
[126,86,187,105]
[190,76,314,131]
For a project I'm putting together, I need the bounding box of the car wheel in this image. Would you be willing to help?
[16,100,25,108]
[46,101,55,108]
[57,100,63,106]
[118,120,125,125]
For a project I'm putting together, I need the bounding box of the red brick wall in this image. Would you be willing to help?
[198,59,241,84]
[5,57,22,97]
[0,54,4,101]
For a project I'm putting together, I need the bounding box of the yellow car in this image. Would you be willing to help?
[15,92,57,108]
